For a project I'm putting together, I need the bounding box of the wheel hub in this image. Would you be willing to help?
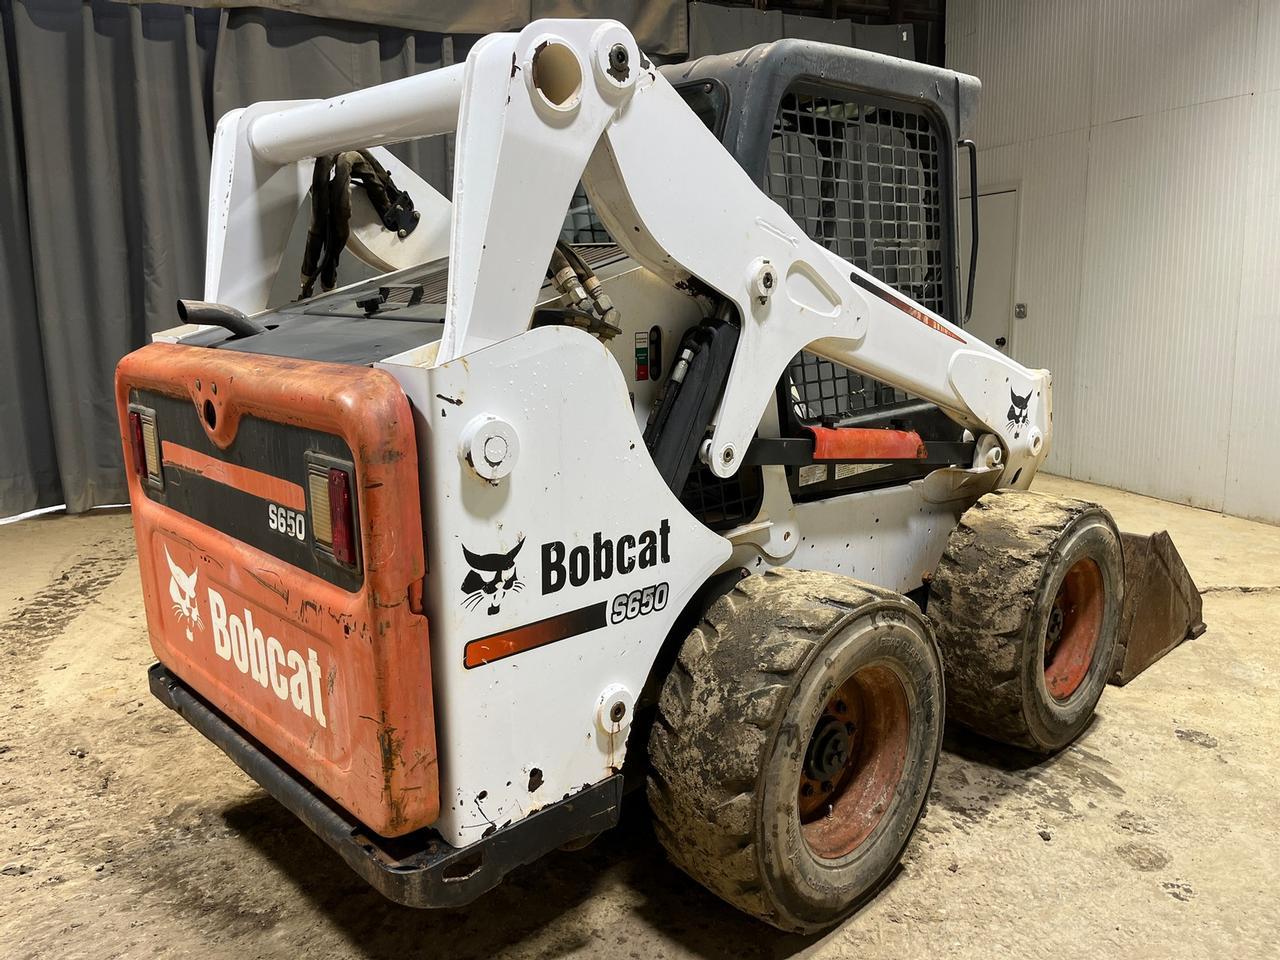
[1043,557,1105,701]
[804,715,852,782]
[797,666,911,861]
[1046,605,1065,646]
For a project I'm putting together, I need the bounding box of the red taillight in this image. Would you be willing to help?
[328,467,356,565]
[128,411,148,477]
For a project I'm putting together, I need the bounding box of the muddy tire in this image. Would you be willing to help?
[928,490,1124,753]
[646,567,944,933]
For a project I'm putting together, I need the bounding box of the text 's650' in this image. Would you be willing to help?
[610,582,669,624]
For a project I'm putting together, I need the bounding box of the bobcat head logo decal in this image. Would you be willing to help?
[460,538,525,616]
[164,546,202,641]
[1007,388,1031,437]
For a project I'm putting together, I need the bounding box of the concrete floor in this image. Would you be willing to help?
[1,475,1277,959]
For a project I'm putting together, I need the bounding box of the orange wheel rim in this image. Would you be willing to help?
[798,664,910,860]
[1043,557,1104,700]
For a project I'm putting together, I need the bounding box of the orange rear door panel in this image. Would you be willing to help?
[116,343,437,837]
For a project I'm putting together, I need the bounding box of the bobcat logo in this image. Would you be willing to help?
[460,538,524,616]
[1007,388,1031,436]
[164,546,203,642]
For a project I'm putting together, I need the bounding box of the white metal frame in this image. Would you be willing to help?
[197,19,1054,845]
[207,18,1050,481]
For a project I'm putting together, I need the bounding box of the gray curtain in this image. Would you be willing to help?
[0,1,480,517]
[134,0,690,57]
[687,2,913,60]
[1,1,217,516]
[0,8,57,515]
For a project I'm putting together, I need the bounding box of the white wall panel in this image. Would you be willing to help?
[1224,89,1280,521]
[1092,0,1256,124]
[949,0,1279,523]
[946,0,1097,148]
[1258,0,1280,92]
[1073,98,1250,510]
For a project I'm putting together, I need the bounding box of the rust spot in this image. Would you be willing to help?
[528,768,544,792]
[378,721,405,783]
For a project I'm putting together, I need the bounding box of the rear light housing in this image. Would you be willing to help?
[127,404,163,489]
[328,468,357,565]
[306,453,359,569]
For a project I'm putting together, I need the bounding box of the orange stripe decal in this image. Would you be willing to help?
[161,441,306,511]
[850,272,967,343]
[464,602,609,669]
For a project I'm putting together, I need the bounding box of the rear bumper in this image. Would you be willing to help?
[149,663,623,908]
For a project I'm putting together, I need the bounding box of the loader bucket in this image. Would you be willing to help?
[1108,531,1206,686]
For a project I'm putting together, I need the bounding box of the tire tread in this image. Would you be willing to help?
[928,489,1119,750]
[647,567,896,931]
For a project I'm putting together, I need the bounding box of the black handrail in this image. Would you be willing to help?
[959,139,979,324]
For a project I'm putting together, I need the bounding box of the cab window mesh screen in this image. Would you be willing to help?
[561,184,611,243]
[680,463,763,532]
[768,89,947,424]
[786,353,908,423]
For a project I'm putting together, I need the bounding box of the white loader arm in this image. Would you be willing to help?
[583,68,1050,483]
[209,19,1050,483]
[206,92,456,312]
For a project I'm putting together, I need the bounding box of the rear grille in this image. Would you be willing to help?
[767,87,948,424]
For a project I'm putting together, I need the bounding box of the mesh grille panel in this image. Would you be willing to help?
[680,464,763,532]
[787,352,908,423]
[561,184,612,243]
[767,92,945,313]
[768,89,947,423]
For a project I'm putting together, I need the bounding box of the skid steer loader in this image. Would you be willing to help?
[116,20,1202,932]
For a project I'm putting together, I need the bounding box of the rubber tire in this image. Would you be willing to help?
[927,490,1124,753]
[646,567,944,933]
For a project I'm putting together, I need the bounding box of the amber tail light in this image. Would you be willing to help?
[128,411,148,476]
[307,457,358,568]
[128,406,162,487]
